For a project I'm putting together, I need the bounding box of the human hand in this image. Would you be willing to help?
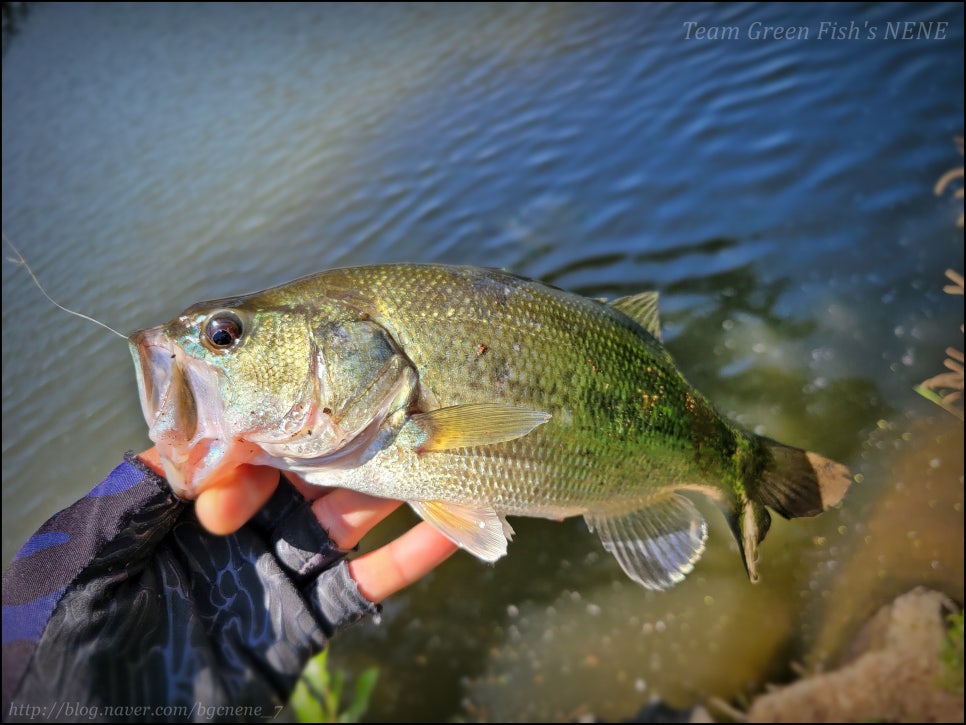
[137,448,457,603]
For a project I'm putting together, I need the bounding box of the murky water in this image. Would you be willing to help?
[2,3,963,721]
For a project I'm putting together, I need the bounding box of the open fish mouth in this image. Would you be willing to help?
[131,329,192,440]
[129,326,224,497]
[128,317,420,499]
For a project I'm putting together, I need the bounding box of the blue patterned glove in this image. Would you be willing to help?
[3,453,378,721]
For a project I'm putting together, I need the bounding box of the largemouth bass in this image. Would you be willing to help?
[130,264,851,589]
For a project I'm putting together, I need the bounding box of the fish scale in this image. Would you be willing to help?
[130,264,852,590]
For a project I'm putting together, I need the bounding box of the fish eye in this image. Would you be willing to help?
[203,312,244,349]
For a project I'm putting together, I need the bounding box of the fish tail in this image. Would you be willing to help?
[754,439,852,518]
[728,438,852,582]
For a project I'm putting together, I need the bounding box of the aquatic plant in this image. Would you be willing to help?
[289,649,379,723]
[934,137,964,228]
[919,133,965,707]
[916,138,964,420]
[940,610,965,696]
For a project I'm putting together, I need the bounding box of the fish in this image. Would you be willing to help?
[129,264,852,590]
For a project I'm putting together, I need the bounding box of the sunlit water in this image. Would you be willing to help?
[2,3,963,721]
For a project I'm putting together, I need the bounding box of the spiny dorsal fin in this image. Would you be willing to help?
[409,500,514,562]
[609,292,662,340]
[584,493,707,590]
[409,403,551,452]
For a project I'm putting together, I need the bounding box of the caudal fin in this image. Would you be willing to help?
[727,439,852,583]
[754,440,852,519]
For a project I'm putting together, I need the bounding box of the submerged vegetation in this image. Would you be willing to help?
[916,137,965,420]
[934,137,965,229]
[928,138,964,701]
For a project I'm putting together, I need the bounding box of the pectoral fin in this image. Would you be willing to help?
[410,403,551,452]
[409,500,514,562]
[584,494,707,590]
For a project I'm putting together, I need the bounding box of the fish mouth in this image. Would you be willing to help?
[129,326,226,498]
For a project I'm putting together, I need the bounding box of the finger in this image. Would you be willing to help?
[311,489,403,550]
[195,466,279,535]
[281,471,335,502]
[136,447,164,476]
[349,521,458,603]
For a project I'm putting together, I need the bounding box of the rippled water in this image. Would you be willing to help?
[2,2,963,721]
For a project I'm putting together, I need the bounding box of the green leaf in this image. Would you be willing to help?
[289,648,380,723]
[339,667,379,723]
[940,610,965,695]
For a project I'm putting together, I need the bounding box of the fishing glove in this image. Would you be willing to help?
[2,453,378,722]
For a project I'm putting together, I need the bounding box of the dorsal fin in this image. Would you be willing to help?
[609,292,662,340]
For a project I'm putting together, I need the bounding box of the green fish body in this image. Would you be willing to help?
[130,265,851,589]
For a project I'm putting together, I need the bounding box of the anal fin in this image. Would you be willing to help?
[585,494,707,590]
[409,500,514,562]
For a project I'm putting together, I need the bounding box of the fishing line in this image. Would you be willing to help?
[2,232,127,340]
